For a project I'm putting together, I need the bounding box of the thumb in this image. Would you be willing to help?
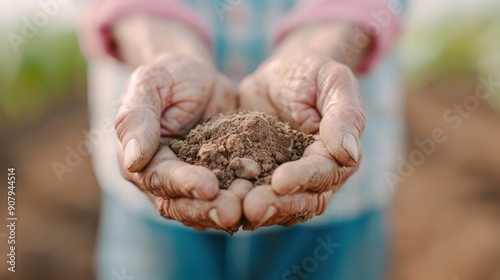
[318,62,365,167]
[202,74,237,121]
[239,74,276,115]
[115,65,171,172]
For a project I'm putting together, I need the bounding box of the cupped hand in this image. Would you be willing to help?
[239,51,366,229]
[115,54,242,231]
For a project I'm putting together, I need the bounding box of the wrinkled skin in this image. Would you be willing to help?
[239,51,366,230]
[115,51,366,232]
[115,54,242,232]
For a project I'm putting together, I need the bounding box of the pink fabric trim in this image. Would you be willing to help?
[276,0,402,74]
[80,0,211,60]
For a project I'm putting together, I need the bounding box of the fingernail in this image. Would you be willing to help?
[124,139,141,170]
[260,206,277,224]
[209,208,224,228]
[342,134,358,163]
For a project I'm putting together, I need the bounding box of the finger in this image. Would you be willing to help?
[272,141,353,195]
[119,144,219,200]
[239,74,277,115]
[228,179,253,201]
[202,74,237,121]
[151,190,242,231]
[317,61,365,167]
[115,64,171,172]
[243,185,333,230]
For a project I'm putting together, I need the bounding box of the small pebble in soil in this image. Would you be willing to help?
[169,111,315,189]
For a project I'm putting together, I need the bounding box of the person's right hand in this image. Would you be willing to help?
[115,53,243,232]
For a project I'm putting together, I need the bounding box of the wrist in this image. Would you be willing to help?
[273,21,371,70]
[112,15,212,67]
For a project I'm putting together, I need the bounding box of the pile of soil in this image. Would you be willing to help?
[169,111,315,188]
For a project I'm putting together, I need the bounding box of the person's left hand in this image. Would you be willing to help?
[239,51,366,230]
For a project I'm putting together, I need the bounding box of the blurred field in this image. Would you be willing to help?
[0,83,100,280]
[391,82,500,280]
[0,26,99,279]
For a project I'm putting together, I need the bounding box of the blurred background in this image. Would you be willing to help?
[0,0,499,279]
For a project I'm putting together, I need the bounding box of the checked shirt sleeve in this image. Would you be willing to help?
[276,0,403,74]
[80,0,211,60]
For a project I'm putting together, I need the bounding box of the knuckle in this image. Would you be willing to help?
[135,172,153,193]
[328,61,353,79]
[336,62,352,77]
[332,166,352,187]
[158,199,174,220]
[114,107,137,140]
[134,169,165,197]
[150,194,170,219]
[331,166,344,186]
[133,63,171,91]
[114,112,127,137]
[156,200,167,217]
[319,61,357,90]
[167,57,210,84]
[133,56,212,96]
[315,191,332,216]
[279,77,315,102]
[114,100,138,131]
[341,105,366,133]
[161,199,185,222]
[324,103,365,136]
